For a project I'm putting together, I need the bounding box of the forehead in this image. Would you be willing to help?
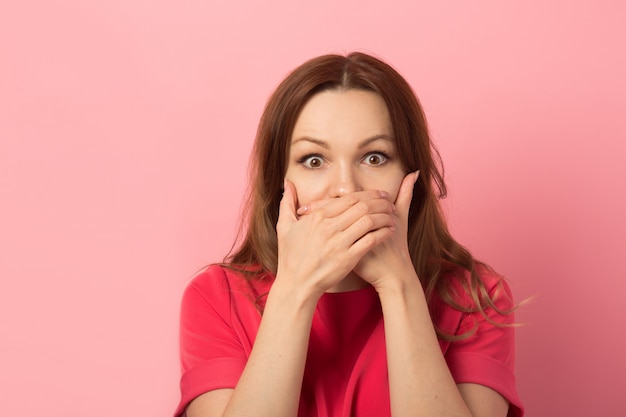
[291,89,393,143]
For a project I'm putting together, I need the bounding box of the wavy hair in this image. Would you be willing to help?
[226,52,514,338]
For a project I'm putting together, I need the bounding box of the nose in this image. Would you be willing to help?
[330,163,361,198]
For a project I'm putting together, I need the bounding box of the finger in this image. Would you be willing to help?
[348,225,395,259]
[330,198,395,234]
[277,179,298,226]
[394,170,420,217]
[297,189,390,217]
[339,212,396,247]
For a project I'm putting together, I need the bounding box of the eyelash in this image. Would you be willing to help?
[363,151,391,166]
[296,151,391,169]
[296,154,325,169]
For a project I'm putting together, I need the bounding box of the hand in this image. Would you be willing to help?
[352,171,420,290]
[275,180,396,298]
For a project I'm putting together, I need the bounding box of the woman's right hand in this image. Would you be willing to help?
[274,180,396,299]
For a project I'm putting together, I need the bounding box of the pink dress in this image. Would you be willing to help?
[175,265,523,416]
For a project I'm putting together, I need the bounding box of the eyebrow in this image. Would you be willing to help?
[291,134,393,149]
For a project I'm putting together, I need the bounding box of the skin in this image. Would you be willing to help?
[285,88,406,293]
[186,90,510,417]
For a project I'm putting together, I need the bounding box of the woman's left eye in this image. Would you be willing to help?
[363,152,388,166]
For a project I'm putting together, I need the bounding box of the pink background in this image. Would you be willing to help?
[1,1,625,416]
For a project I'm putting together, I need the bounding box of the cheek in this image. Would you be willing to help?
[285,176,326,208]
[373,169,405,202]
[384,177,404,202]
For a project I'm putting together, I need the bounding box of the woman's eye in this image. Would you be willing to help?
[302,155,324,169]
[364,152,388,166]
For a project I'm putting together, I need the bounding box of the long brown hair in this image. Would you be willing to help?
[227,52,513,334]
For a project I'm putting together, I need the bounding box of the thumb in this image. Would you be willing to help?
[395,170,420,217]
[278,179,298,227]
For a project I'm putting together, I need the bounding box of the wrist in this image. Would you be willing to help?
[268,276,322,312]
[373,270,423,298]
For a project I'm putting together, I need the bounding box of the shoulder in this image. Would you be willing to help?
[431,263,516,336]
[182,264,273,314]
[439,263,513,310]
[471,263,515,313]
[185,265,241,297]
[437,265,524,416]
[177,265,271,416]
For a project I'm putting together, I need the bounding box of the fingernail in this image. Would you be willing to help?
[297,205,309,215]
[413,170,420,184]
[379,190,389,198]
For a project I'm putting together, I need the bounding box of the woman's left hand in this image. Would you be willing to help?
[352,171,419,290]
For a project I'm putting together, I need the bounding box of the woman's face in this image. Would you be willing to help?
[285,89,406,208]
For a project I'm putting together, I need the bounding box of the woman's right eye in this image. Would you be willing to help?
[299,155,324,169]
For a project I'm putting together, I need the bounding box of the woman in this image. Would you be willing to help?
[175,52,524,417]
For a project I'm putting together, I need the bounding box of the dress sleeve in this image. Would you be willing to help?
[444,277,524,417]
[174,266,248,417]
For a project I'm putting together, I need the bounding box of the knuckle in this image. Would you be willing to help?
[360,233,375,248]
[310,209,326,222]
[359,215,374,229]
[355,201,369,214]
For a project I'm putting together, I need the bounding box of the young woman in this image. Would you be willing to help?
[174,52,524,417]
